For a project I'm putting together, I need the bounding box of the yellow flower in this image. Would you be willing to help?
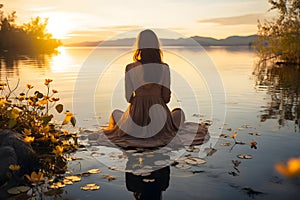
[44,79,53,86]
[0,81,7,86]
[0,99,7,106]
[37,99,48,106]
[25,171,44,183]
[23,128,31,136]
[53,145,64,156]
[24,136,35,143]
[62,111,74,125]
[50,135,58,143]
[275,157,300,178]
[51,97,60,102]
[26,84,34,89]
[9,164,21,171]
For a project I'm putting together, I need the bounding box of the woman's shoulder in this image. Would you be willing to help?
[125,62,169,72]
[125,62,142,72]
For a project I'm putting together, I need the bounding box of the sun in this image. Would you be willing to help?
[45,14,72,40]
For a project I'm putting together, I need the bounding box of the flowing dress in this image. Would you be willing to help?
[102,62,209,148]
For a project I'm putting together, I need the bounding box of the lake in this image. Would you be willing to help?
[1,46,300,199]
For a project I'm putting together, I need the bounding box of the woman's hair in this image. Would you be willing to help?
[133,29,163,64]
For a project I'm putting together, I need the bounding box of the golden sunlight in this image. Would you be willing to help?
[46,15,72,39]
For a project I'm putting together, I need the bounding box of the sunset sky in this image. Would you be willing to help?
[2,0,274,44]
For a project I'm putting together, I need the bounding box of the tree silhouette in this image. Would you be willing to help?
[0,4,61,53]
[256,0,300,65]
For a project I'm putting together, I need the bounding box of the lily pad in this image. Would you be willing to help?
[50,182,66,189]
[184,157,206,165]
[64,175,81,182]
[87,168,101,174]
[7,186,30,195]
[220,142,231,146]
[154,160,169,166]
[143,178,155,183]
[237,154,253,159]
[175,163,192,170]
[81,183,100,191]
[248,132,261,136]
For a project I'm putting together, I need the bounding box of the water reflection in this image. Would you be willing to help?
[254,63,300,131]
[124,151,170,200]
[126,167,170,200]
[0,50,55,78]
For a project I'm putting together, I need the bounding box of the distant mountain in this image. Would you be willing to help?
[65,35,257,47]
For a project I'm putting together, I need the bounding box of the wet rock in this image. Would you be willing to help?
[0,129,37,186]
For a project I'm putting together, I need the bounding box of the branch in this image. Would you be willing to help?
[6,77,20,100]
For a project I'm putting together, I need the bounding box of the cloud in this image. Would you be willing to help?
[197,13,265,25]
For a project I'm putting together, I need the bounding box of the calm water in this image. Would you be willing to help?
[1,46,300,199]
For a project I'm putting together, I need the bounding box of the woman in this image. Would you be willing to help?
[103,29,208,148]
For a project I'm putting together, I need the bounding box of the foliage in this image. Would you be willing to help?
[0,4,61,53]
[256,0,300,64]
[0,79,77,179]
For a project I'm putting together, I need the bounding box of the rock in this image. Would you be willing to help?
[0,129,37,186]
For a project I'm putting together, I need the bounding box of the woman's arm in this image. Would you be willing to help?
[161,64,171,103]
[125,64,134,103]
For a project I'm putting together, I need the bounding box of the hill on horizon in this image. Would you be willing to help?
[65,35,257,47]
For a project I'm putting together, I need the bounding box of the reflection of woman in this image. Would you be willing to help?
[103,29,208,148]
[125,151,171,200]
[126,166,170,200]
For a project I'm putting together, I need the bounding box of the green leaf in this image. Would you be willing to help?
[42,115,53,126]
[37,92,43,99]
[8,119,17,128]
[55,104,63,113]
[71,116,76,127]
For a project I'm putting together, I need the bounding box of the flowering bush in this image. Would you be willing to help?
[0,79,77,178]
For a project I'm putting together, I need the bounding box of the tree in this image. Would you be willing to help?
[0,4,61,53]
[256,0,300,65]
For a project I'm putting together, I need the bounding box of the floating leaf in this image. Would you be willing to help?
[241,125,252,128]
[55,104,63,113]
[220,142,231,146]
[232,160,241,167]
[64,175,81,182]
[81,183,100,191]
[107,176,116,181]
[219,133,229,138]
[7,186,30,195]
[175,163,192,170]
[143,179,155,183]
[237,154,253,159]
[250,141,258,149]
[235,141,246,145]
[248,132,261,136]
[87,168,101,174]
[184,157,206,165]
[9,164,21,171]
[154,160,169,166]
[50,182,66,189]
